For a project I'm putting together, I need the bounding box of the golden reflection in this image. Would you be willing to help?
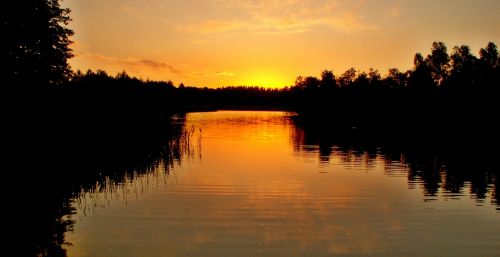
[67,111,500,257]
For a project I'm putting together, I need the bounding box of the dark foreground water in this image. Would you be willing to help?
[51,111,500,256]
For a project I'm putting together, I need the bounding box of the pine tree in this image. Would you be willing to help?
[1,0,74,89]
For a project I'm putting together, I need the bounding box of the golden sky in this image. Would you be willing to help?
[64,0,500,88]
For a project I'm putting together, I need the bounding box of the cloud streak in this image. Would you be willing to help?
[76,52,182,75]
[178,0,377,34]
[73,50,237,83]
[191,69,236,77]
[213,71,236,77]
[139,59,182,74]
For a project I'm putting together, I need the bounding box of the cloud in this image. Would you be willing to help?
[120,4,145,20]
[139,59,182,74]
[75,51,182,75]
[190,69,236,77]
[72,49,235,82]
[213,71,236,77]
[180,20,247,34]
[178,0,377,34]
[387,6,401,19]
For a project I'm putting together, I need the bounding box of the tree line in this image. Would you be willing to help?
[4,2,499,256]
[3,1,499,136]
[61,41,500,141]
[289,41,500,139]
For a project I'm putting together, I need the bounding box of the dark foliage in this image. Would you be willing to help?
[1,0,73,89]
[3,2,500,255]
[291,116,500,211]
[9,109,189,257]
[63,69,293,119]
[290,41,500,148]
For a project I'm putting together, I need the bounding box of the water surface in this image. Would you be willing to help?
[66,111,500,257]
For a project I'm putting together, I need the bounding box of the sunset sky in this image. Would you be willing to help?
[64,0,500,88]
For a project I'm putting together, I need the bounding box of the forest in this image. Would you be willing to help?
[3,0,499,147]
[3,2,500,257]
[11,40,500,149]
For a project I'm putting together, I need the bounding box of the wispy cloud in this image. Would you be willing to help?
[191,69,236,77]
[139,59,182,74]
[181,20,247,34]
[120,4,146,20]
[73,49,237,82]
[387,6,401,19]
[74,51,182,75]
[178,0,377,35]
[213,71,236,77]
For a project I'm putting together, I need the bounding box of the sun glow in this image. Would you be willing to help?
[241,71,292,88]
[64,0,500,88]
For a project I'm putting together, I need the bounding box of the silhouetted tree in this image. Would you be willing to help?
[367,68,381,84]
[427,41,450,85]
[478,42,500,91]
[295,76,320,90]
[320,70,337,89]
[384,68,407,88]
[2,0,74,88]
[446,45,478,93]
[479,42,499,69]
[338,67,357,87]
[450,45,477,74]
[408,53,435,92]
[353,71,369,89]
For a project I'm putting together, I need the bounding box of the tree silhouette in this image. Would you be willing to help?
[384,68,407,88]
[408,53,434,93]
[450,45,477,75]
[2,0,73,89]
[427,41,450,85]
[353,71,369,89]
[295,76,320,90]
[367,68,381,84]
[479,42,498,69]
[447,45,478,93]
[478,42,500,91]
[320,70,337,89]
[338,67,357,87]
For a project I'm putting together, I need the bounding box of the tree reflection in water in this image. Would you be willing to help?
[11,112,499,257]
[290,116,500,211]
[9,114,193,257]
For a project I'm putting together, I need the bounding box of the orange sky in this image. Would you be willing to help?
[64,0,500,88]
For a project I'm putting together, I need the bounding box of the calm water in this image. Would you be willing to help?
[65,111,500,257]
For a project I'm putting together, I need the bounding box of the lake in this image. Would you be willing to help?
[63,111,499,257]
